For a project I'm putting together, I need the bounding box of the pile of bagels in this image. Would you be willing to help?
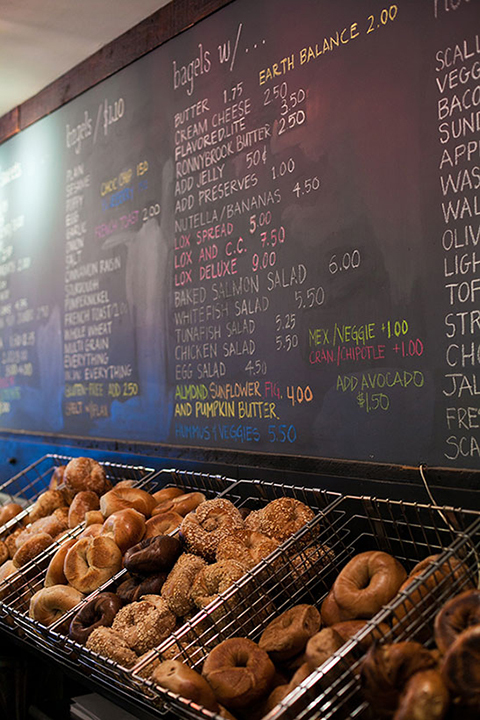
[143,549,470,720]
[60,492,320,672]
[361,583,480,719]
[6,458,322,681]
[26,458,207,625]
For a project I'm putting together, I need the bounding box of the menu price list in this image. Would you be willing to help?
[0,0,478,468]
[167,0,432,458]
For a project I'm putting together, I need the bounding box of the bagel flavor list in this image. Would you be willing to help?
[62,94,143,430]
[435,29,480,463]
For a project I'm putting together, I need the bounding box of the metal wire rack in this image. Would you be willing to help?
[2,469,240,690]
[9,477,341,707]
[0,454,155,625]
[128,494,480,720]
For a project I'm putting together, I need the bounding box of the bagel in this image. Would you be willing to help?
[191,560,247,609]
[123,535,183,575]
[29,585,84,626]
[216,529,279,569]
[0,503,24,527]
[101,508,146,553]
[320,590,351,626]
[153,660,219,712]
[111,597,176,654]
[44,537,78,587]
[153,491,206,517]
[86,626,138,668]
[360,641,438,717]
[84,510,105,526]
[68,491,100,528]
[100,486,156,518]
[152,487,185,503]
[394,669,449,720]
[161,553,207,617]
[64,457,108,496]
[259,604,321,662]
[144,512,183,538]
[180,499,245,560]
[28,490,66,524]
[12,532,54,568]
[64,535,122,593]
[245,497,315,542]
[434,588,480,655]
[331,551,407,620]
[202,637,275,710]
[0,560,19,600]
[441,624,480,706]
[117,574,168,604]
[49,465,66,490]
[394,555,470,632]
[69,592,122,644]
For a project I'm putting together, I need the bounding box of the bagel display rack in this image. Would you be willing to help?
[0,454,156,628]
[4,476,340,712]
[126,492,480,720]
[0,468,242,700]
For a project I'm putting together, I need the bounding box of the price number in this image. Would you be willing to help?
[142,203,160,222]
[268,424,297,443]
[246,146,267,169]
[275,333,299,352]
[295,287,325,309]
[245,359,268,376]
[286,385,313,406]
[280,88,306,116]
[253,250,276,272]
[329,250,361,274]
[261,227,285,248]
[271,157,295,180]
[103,97,125,136]
[108,382,139,397]
[223,81,243,104]
[249,211,272,234]
[275,313,296,331]
[367,5,398,32]
[357,392,390,412]
[393,339,424,357]
[263,82,288,105]
[381,319,409,338]
[293,177,320,198]
[278,109,306,135]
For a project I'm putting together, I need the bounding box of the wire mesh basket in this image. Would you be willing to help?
[0,454,156,625]
[128,494,480,720]
[1,469,240,686]
[14,477,341,706]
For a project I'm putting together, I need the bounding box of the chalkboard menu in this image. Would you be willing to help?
[0,0,479,468]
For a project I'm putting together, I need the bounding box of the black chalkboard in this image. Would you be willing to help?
[0,0,479,468]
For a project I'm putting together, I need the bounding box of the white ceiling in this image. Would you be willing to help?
[0,0,171,119]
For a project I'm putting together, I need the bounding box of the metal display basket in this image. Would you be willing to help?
[2,468,241,692]
[11,477,341,706]
[0,454,156,625]
[129,494,480,720]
